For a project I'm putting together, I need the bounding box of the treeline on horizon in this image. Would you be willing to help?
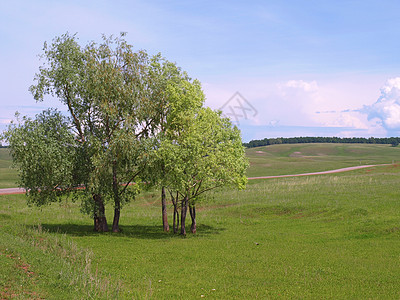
[3,136,400,149]
[244,136,400,148]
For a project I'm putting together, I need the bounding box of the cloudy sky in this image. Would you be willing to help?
[1,0,400,142]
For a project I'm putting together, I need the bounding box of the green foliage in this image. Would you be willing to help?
[149,74,248,206]
[28,33,155,204]
[158,107,248,202]
[2,109,76,205]
[5,33,201,230]
[3,32,250,233]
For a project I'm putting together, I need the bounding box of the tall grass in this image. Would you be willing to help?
[0,220,131,299]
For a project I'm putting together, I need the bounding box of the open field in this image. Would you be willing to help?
[1,144,400,298]
[246,143,400,177]
[0,148,18,189]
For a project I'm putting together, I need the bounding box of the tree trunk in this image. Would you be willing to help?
[112,162,120,233]
[173,203,179,233]
[180,196,188,236]
[189,205,196,234]
[93,194,109,232]
[173,202,177,234]
[161,186,169,232]
[170,190,179,234]
[112,203,120,233]
[175,192,179,232]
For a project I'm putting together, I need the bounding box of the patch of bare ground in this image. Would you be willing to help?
[140,199,159,207]
[289,151,303,157]
[386,164,400,168]
[0,252,44,300]
[196,203,238,212]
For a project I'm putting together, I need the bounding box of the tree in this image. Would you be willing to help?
[155,106,248,236]
[4,33,172,232]
[3,110,76,205]
[4,32,248,235]
[141,64,205,232]
[148,59,193,232]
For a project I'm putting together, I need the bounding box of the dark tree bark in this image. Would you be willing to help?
[175,206,179,234]
[169,190,179,234]
[180,196,188,236]
[172,203,177,234]
[112,202,121,233]
[161,186,169,232]
[112,162,121,233]
[93,194,109,232]
[189,205,196,234]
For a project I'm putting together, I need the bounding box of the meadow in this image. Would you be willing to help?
[0,148,18,189]
[246,143,400,177]
[1,144,400,299]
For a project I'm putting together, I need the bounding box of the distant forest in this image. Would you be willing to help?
[244,136,400,148]
[2,137,400,149]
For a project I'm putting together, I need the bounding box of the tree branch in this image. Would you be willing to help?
[65,85,85,142]
[119,168,142,196]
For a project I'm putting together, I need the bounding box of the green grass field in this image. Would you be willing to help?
[1,144,400,298]
[246,143,400,177]
[0,148,19,189]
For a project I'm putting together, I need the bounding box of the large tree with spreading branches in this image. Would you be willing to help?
[4,33,181,232]
[3,32,248,234]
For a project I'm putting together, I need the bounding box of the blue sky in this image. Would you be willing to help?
[1,0,400,142]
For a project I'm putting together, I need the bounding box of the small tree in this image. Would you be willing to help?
[142,69,205,232]
[156,106,248,235]
[150,59,196,232]
[3,110,76,205]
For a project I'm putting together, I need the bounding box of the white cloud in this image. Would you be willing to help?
[364,77,400,133]
[276,79,324,126]
[203,74,393,138]
[333,113,369,129]
[285,80,318,92]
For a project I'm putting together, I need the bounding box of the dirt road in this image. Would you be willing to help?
[0,187,26,195]
[247,164,384,180]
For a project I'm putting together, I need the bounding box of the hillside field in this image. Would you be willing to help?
[1,144,400,298]
[0,148,18,189]
[246,143,400,177]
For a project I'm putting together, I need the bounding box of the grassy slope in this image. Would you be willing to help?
[1,144,400,298]
[246,143,400,177]
[0,148,19,189]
